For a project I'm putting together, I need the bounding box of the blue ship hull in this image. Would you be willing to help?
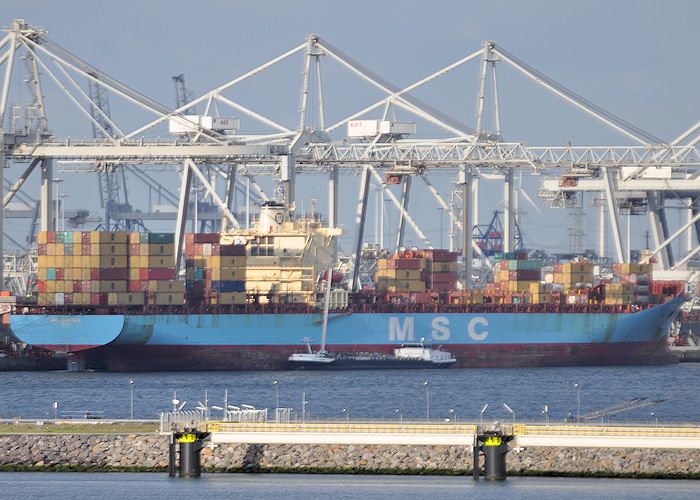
[9,297,684,371]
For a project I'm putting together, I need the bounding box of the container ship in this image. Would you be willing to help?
[8,203,686,371]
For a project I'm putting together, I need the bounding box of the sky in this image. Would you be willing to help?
[1,0,698,256]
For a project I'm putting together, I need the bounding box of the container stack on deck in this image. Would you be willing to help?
[491,252,542,298]
[376,255,426,293]
[422,250,458,292]
[184,233,247,306]
[127,232,182,305]
[36,231,129,306]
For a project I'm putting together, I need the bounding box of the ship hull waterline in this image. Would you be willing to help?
[9,296,684,371]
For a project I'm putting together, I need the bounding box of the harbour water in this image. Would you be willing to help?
[0,472,697,499]
[0,364,698,423]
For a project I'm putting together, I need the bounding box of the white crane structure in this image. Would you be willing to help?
[0,20,698,293]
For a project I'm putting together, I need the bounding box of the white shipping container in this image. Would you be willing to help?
[169,115,240,134]
[55,292,65,305]
[347,120,415,137]
[621,166,672,179]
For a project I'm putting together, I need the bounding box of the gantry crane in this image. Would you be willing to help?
[0,20,697,294]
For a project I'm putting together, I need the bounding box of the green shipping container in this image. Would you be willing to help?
[46,268,56,281]
[140,232,175,244]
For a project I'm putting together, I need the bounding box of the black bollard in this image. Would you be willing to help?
[171,430,209,478]
[168,435,177,477]
[482,436,509,481]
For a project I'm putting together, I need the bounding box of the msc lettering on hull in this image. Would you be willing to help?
[388,316,490,342]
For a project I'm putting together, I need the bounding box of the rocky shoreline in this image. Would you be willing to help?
[0,434,698,478]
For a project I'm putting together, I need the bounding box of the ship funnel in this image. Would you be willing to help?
[257,202,286,234]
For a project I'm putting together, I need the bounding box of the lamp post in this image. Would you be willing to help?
[574,383,581,424]
[394,408,402,423]
[542,405,549,424]
[423,380,430,421]
[651,412,658,426]
[129,379,134,419]
[480,403,488,426]
[172,391,179,412]
[503,402,515,424]
[52,401,58,419]
[272,380,279,421]
[302,392,308,421]
[449,408,457,423]
[342,408,349,423]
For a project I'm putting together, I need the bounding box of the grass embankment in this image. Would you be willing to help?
[0,422,158,434]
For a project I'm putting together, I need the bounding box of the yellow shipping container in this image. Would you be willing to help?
[55,256,65,268]
[376,279,426,293]
[217,292,247,305]
[97,255,127,268]
[147,280,185,293]
[377,269,422,280]
[92,280,127,293]
[193,256,209,268]
[72,243,82,256]
[216,267,246,281]
[209,256,220,268]
[64,268,73,281]
[38,232,47,244]
[128,268,141,281]
[56,243,65,255]
[128,232,140,244]
[99,243,127,256]
[153,292,185,305]
[531,292,552,304]
[90,231,128,244]
[144,243,174,256]
[426,261,457,273]
[495,270,510,282]
[507,280,538,293]
[38,255,47,269]
[108,292,144,306]
[529,282,549,294]
[147,256,175,268]
[46,243,55,255]
[220,256,246,267]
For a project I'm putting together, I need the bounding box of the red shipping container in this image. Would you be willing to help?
[204,268,212,280]
[129,280,148,292]
[508,270,540,281]
[38,244,47,255]
[220,244,246,256]
[428,282,454,292]
[515,251,529,260]
[147,268,175,280]
[72,280,80,293]
[194,233,220,244]
[184,246,194,258]
[64,293,73,305]
[81,232,91,244]
[90,293,108,305]
[194,243,203,256]
[185,233,195,246]
[424,249,457,262]
[47,231,55,243]
[82,243,91,255]
[553,263,563,273]
[426,272,457,283]
[37,280,46,293]
[139,268,149,281]
[101,268,128,280]
[56,268,64,280]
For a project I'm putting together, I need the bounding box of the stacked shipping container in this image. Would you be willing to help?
[185,233,247,305]
[127,232,182,305]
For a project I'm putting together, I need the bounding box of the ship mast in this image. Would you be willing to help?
[320,262,333,353]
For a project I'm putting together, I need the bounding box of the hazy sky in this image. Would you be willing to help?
[2,1,698,255]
